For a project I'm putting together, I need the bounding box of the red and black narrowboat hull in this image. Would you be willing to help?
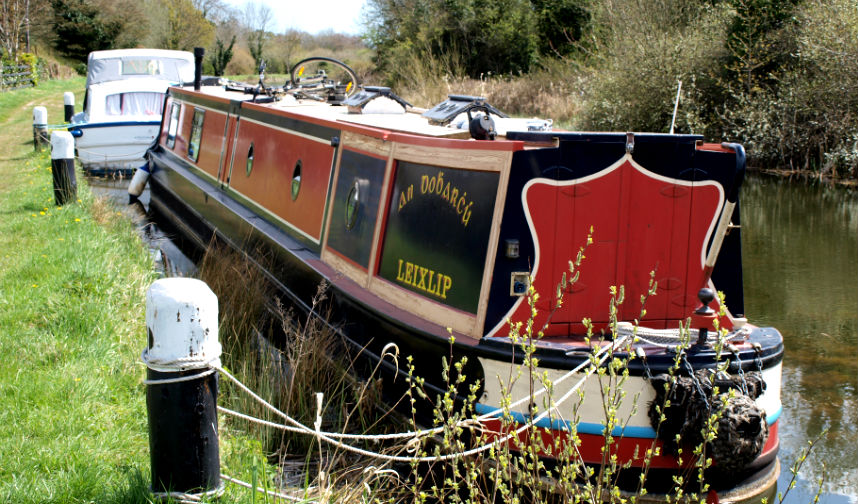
[145,83,784,492]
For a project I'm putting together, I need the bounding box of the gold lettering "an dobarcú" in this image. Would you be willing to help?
[395,259,453,299]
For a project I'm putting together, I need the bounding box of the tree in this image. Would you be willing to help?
[48,0,145,62]
[159,0,214,51]
[530,0,591,58]
[1,0,28,59]
[364,0,540,79]
[51,0,122,61]
[210,34,235,76]
[192,0,230,23]
[724,0,801,93]
[243,1,271,71]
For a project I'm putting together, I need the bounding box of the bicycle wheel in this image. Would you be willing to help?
[289,57,360,101]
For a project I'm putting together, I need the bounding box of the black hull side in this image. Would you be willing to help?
[147,148,486,409]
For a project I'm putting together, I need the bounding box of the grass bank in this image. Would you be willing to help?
[0,80,268,503]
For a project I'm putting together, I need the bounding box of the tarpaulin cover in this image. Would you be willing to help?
[86,49,195,87]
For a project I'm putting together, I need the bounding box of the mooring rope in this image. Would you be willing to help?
[142,367,217,385]
[210,333,632,464]
[616,322,750,348]
[149,483,225,504]
[215,333,628,443]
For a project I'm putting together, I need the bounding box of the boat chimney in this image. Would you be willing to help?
[193,47,204,91]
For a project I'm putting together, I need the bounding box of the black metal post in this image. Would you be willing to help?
[50,131,77,206]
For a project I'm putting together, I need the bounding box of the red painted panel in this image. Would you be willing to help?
[228,120,334,242]
[501,155,724,336]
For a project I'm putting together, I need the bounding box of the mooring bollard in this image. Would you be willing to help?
[63,92,75,123]
[142,278,223,499]
[33,106,48,151]
[50,131,77,206]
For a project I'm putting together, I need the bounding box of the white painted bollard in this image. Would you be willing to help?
[50,131,77,206]
[142,278,223,498]
[63,92,75,123]
[33,106,48,151]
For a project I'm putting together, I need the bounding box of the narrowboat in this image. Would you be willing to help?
[142,56,783,495]
[69,49,195,175]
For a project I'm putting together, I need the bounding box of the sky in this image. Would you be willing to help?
[223,0,370,35]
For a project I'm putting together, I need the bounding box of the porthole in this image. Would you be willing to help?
[245,143,254,176]
[345,180,360,230]
[291,160,302,200]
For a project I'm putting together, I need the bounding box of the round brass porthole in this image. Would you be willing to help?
[291,160,302,201]
[245,143,254,176]
[345,180,360,230]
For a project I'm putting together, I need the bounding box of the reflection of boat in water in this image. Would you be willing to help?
[143,56,783,496]
[69,49,195,176]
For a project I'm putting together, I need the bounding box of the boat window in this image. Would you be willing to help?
[166,103,180,149]
[104,92,165,116]
[187,108,205,162]
[122,59,163,76]
[291,160,302,200]
[246,143,254,176]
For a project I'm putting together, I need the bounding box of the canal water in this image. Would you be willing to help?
[92,173,857,502]
[741,175,857,504]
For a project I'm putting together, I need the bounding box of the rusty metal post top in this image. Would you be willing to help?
[144,278,220,372]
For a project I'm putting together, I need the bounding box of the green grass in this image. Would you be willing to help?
[0,79,154,503]
[0,80,270,503]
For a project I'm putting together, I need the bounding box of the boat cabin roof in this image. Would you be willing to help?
[178,84,552,140]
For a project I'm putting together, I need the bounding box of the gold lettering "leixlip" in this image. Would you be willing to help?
[395,259,453,299]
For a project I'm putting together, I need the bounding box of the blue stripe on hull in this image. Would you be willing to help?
[474,402,781,438]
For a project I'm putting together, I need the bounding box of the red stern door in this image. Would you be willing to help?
[520,154,724,334]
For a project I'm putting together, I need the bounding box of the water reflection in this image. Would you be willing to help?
[86,176,197,277]
[741,175,857,502]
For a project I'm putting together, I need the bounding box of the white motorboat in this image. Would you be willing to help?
[69,49,195,175]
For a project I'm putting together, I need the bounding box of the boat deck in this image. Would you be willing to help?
[184,85,547,139]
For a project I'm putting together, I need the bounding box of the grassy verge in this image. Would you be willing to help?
[0,81,268,503]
